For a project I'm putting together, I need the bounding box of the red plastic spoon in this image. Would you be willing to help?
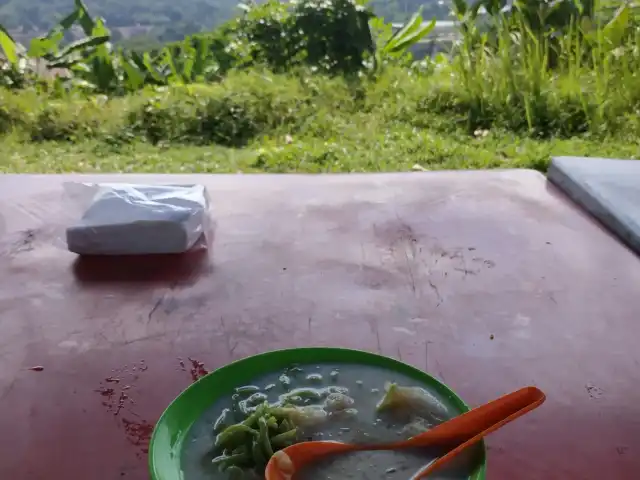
[265,386,545,480]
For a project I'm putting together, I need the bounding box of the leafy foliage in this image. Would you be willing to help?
[208,0,376,75]
[440,1,640,136]
[0,26,28,88]
[128,72,314,146]
[1,0,231,92]
[2,0,426,92]
[2,65,640,175]
[1,0,640,167]
[0,0,453,52]
[382,7,436,54]
[1,0,454,35]
[290,0,375,73]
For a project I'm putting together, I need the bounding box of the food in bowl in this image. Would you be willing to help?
[182,362,481,479]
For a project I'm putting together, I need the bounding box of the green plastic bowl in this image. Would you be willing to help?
[149,347,487,480]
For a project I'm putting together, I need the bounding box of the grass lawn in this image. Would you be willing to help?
[1,128,638,174]
[1,68,639,174]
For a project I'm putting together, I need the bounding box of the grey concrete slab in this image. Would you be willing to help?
[548,156,640,255]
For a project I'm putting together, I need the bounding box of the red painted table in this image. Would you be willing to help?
[0,171,638,480]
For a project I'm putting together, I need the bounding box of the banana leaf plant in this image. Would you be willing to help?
[26,0,117,91]
[0,24,33,88]
[382,7,436,54]
[161,36,220,83]
[373,6,436,72]
[0,24,18,64]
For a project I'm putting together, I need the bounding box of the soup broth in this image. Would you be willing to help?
[181,362,481,480]
[294,447,482,480]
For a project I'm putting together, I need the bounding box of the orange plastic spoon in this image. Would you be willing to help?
[265,386,545,480]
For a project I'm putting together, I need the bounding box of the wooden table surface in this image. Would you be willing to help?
[0,171,638,480]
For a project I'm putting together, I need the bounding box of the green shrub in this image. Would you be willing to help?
[128,90,198,144]
[28,96,130,142]
[129,71,316,146]
[0,101,15,135]
[0,88,36,134]
[215,0,375,75]
[407,5,640,139]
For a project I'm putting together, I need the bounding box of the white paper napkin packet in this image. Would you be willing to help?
[66,183,211,255]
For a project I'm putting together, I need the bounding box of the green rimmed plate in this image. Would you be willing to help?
[149,347,487,480]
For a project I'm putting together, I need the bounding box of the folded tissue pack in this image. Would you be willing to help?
[66,183,211,255]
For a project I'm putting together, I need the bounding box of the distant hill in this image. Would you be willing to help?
[0,0,233,30]
[1,0,453,47]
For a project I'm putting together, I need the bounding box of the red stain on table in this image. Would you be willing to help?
[95,387,115,399]
[95,357,206,457]
[94,361,156,457]
[187,357,209,382]
[114,392,130,416]
[96,375,134,416]
[122,418,154,454]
